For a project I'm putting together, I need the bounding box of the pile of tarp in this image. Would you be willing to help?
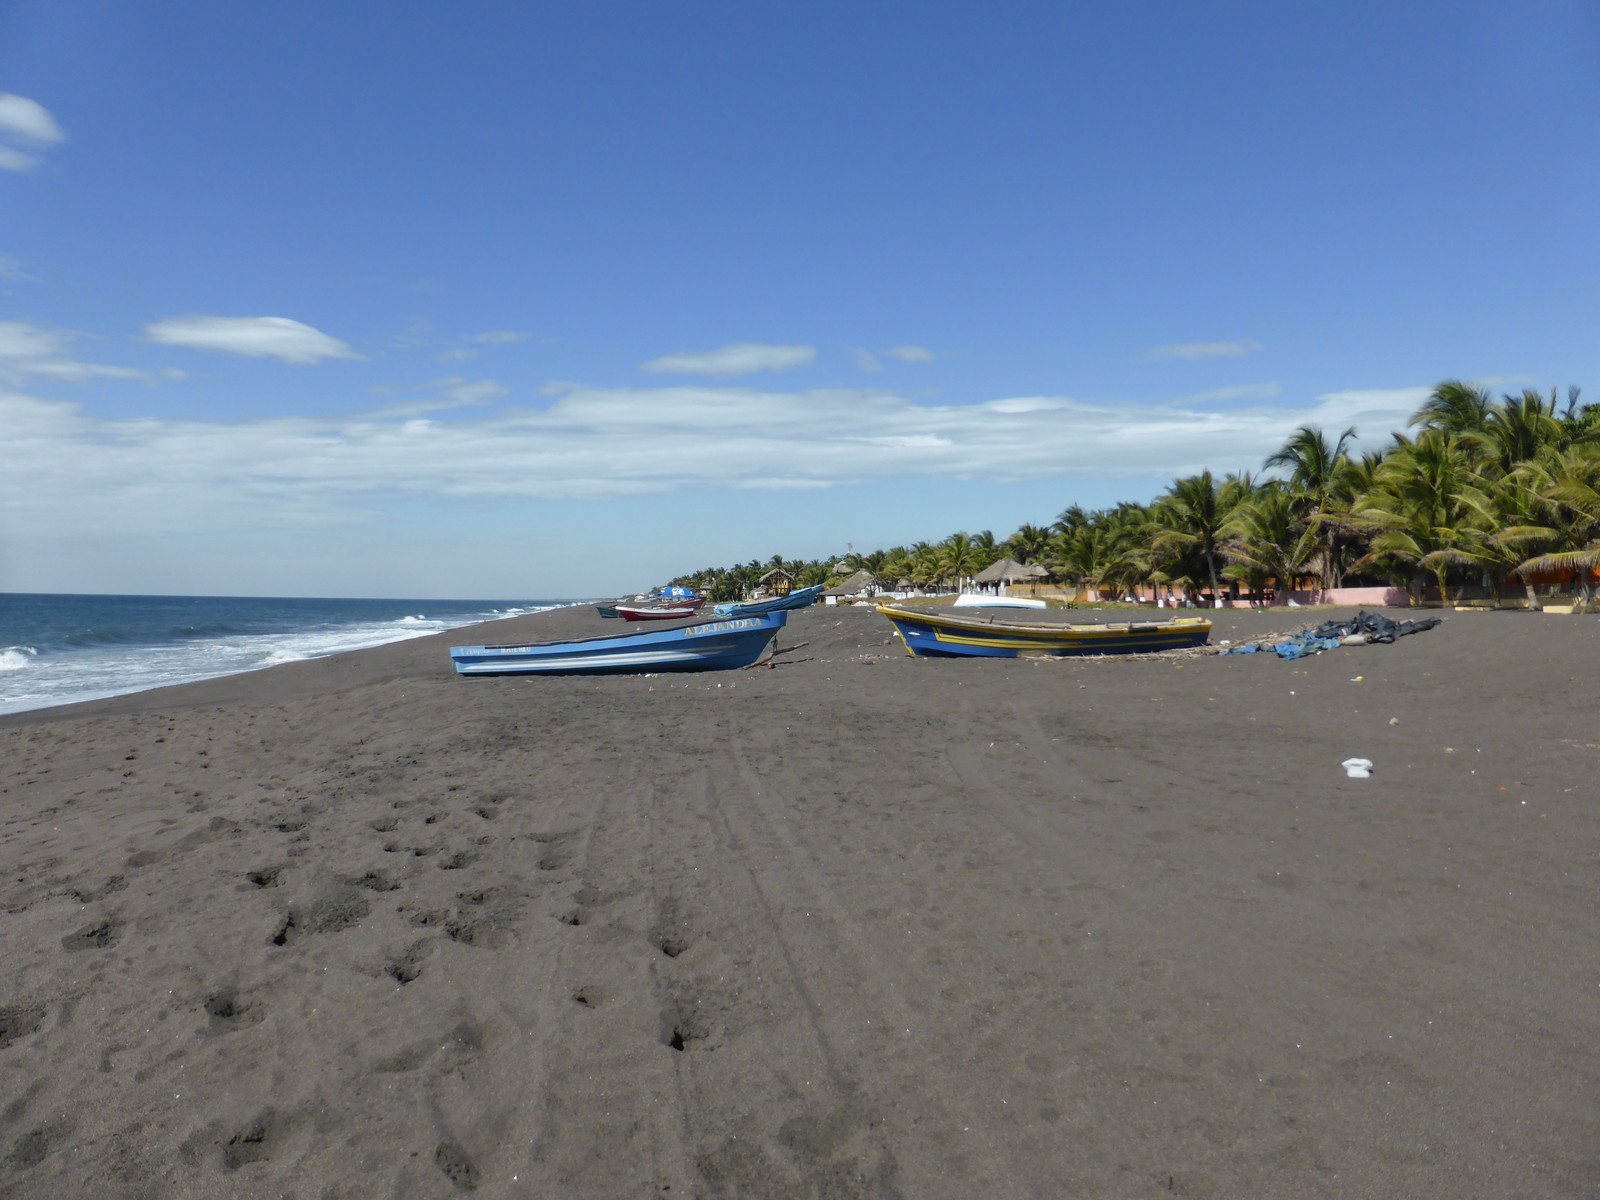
[1221,610,1443,660]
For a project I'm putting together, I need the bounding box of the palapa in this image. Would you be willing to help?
[974,557,1051,584]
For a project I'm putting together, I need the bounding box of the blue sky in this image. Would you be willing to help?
[3,1,1597,598]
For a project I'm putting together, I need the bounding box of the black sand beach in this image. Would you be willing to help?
[1,604,1596,1198]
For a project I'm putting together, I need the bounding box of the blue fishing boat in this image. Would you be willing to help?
[875,603,1210,658]
[712,583,826,618]
[450,611,786,675]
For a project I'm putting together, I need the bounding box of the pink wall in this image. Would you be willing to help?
[1274,586,1412,607]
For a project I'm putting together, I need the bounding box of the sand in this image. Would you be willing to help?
[0,603,1595,1199]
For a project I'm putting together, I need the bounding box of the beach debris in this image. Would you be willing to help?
[1220,611,1443,659]
[1342,757,1374,778]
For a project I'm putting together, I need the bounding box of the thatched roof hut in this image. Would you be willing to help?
[756,568,795,596]
[974,557,1050,584]
[824,569,876,598]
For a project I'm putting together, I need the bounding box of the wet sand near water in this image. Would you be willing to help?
[1,603,1596,1198]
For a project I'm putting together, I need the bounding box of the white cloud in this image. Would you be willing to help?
[0,94,65,172]
[0,94,65,143]
[472,330,529,345]
[1180,382,1283,404]
[0,320,153,384]
[883,345,934,364]
[1141,339,1263,361]
[0,146,40,171]
[0,380,1431,543]
[642,342,815,377]
[851,344,934,372]
[430,376,510,407]
[145,315,362,365]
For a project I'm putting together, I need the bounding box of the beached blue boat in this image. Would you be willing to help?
[712,583,826,618]
[450,611,786,675]
[875,603,1210,658]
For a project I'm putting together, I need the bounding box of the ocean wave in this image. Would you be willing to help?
[0,599,576,716]
[0,647,37,672]
[58,627,143,648]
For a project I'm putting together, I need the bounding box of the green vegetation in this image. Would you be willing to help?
[671,382,1600,607]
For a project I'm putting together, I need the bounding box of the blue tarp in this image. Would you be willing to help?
[1219,610,1442,659]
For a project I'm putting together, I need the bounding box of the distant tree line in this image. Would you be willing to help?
[670,381,1600,608]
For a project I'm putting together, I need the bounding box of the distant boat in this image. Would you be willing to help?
[616,601,701,621]
[594,604,621,619]
[952,593,1049,609]
[451,612,786,675]
[875,603,1210,658]
[712,583,827,618]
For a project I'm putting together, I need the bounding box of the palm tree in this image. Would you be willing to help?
[1054,504,1090,538]
[1264,424,1360,588]
[936,533,981,592]
[1504,447,1600,610]
[1150,471,1238,601]
[1352,429,1492,602]
[1410,380,1492,436]
[1005,523,1053,564]
[1222,483,1321,602]
[1055,522,1119,600]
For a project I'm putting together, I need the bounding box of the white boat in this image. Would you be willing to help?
[952,594,1049,609]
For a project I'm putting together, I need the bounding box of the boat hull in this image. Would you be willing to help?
[952,594,1048,609]
[616,603,700,621]
[876,604,1210,658]
[450,612,786,675]
[712,583,826,618]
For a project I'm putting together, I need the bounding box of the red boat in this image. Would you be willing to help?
[615,602,700,621]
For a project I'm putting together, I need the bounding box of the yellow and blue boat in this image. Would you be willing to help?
[875,603,1210,658]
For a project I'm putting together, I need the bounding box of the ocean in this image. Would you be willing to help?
[0,593,578,717]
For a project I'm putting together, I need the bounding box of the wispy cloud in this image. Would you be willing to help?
[145,315,362,365]
[642,342,815,377]
[0,381,1430,540]
[0,253,36,283]
[0,321,153,384]
[363,376,511,419]
[851,344,935,372]
[436,329,531,363]
[883,345,934,364]
[0,94,65,172]
[1140,339,1263,361]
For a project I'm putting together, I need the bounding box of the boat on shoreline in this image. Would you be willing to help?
[712,583,826,618]
[450,612,786,675]
[615,601,701,621]
[875,603,1210,658]
[952,593,1049,609]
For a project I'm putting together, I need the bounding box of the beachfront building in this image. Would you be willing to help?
[972,557,1052,597]
[823,569,877,605]
[754,568,794,598]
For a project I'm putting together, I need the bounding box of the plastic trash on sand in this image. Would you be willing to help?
[1341,757,1374,779]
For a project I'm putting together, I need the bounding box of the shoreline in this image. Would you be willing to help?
[1,604,1596,1197]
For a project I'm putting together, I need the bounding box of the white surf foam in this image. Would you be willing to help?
[0,605,565,716]
[0,647,37,672]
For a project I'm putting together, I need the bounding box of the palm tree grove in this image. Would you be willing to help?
[672,382,1600,609]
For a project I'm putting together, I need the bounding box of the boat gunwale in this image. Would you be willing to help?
[453,612,783,655]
